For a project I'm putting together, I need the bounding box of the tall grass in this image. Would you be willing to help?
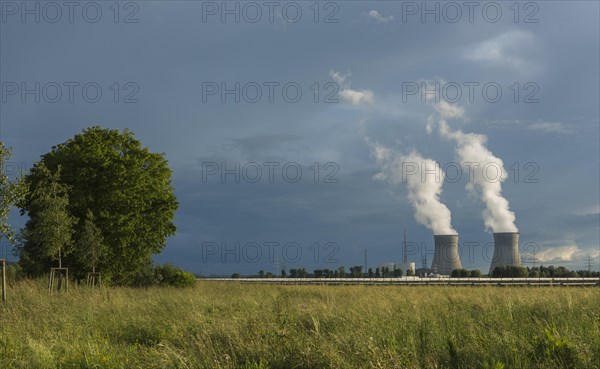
[1,280,599,368]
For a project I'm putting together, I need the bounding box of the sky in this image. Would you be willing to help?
[1,1,599,275]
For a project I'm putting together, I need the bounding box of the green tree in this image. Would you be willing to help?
[20,163,76,269]
[350,265,363,278]
[470,269,482,278]
[0,143,26,253]
[382,267,390,277]
[459,269,470,278]
[77,209,106,273]
[18,127,178,284]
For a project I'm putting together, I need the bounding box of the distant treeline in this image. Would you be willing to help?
[489,265,600,278]
[226,264,599,279]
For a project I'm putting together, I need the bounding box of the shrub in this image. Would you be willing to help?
[131,263,196,287]
[4,264,25,285]
[534,328,582,368]
[154,264,196,288]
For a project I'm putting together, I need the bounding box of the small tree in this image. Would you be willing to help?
[350,265,363,278]
[77,210,106,273]
[22,164,76,268]
[1,143,26,302]
[0,143,26,252]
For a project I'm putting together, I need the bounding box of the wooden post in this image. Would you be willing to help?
[49,267,69,293]
[1,259,6,303]
[87,272,102,287]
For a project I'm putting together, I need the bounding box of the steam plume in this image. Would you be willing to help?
[371,142,457,235]
[438,120,518,233]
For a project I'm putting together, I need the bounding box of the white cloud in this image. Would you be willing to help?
[573,204,600,216]
[367,10,394,23]
[464,30,535,69]
[330,70,350,85]
[330,69,374,106]
[425,115,434,134]
[530,242,600,264]
[486,119,575,135]
[527,121,574,135]
[434,101,465,120]
[339,89,375,106]
[535,245,580,263]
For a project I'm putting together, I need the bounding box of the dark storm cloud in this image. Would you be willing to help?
[1,1,598,273]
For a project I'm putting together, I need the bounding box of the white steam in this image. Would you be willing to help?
[438,120,518,233]
[371,142,457,235]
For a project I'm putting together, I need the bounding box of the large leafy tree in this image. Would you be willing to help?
[0,143,26,256]
[19,127,178,284]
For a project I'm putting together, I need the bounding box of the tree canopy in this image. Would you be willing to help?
[18,127,178,284]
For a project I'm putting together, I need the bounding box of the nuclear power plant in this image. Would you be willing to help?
[431,234,462,275]
[489,232,522,274]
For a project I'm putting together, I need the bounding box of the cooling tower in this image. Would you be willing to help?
[489,232,521,274]
[431,235,462,275]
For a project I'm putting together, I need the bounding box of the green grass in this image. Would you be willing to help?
[1,280,599,368]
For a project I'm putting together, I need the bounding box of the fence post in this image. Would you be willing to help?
[1,259,6,303]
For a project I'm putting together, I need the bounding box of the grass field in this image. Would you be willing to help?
[1,280,599,369]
